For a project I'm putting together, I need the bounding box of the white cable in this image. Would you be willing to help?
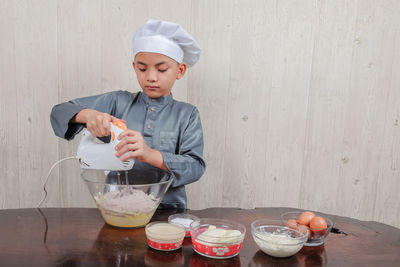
[37,156,80,208]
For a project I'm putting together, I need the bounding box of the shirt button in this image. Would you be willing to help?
[151,107,155,112]
[151,99,156,102]
[147,124,151,129]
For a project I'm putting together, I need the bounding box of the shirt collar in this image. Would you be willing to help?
[139,91,173,105]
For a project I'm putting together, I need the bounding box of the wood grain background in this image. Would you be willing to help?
[0,0,399,228]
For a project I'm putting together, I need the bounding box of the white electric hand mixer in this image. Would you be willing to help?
[38,119,134,207]
[77,120,134,170]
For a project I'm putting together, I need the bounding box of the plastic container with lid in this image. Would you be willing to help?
[168,213,200,237]
[145,222,186,251]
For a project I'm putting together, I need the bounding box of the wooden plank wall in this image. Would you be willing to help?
[0,0,399,228]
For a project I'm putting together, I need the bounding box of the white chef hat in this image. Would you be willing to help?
[133,19,201,67]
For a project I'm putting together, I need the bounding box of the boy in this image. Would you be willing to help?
[50,19,206,209]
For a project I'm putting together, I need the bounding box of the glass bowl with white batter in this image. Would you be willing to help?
[251,219,308,258]
[82,165,172,228]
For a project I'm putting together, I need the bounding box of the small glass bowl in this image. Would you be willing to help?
[281,211,333,246]
[168,213,200,237]
[190,218,246,259]
[251,219,308,258]
[145,222,186,251]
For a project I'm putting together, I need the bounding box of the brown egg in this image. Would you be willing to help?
[296,224,311,241]
[285,219,298,229]
[310,216,328,235]
[297,211,315,226]
[303,225,312,240]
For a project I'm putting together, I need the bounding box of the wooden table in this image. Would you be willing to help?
[0,207,399,266]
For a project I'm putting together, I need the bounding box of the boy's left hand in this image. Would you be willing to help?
[115,130,151,162]
[115,129,167,171]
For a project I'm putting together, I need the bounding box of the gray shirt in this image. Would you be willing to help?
[50,90,206,209]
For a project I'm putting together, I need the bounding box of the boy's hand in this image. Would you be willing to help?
[73,109,119,137]
[115,130,151,162]
[115,130,167,171]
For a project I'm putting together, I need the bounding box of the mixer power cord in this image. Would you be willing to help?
[37,156,81,208]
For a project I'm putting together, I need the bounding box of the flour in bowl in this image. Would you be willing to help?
[94,188,158,228]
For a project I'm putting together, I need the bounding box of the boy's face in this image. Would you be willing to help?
[133,52,186,99]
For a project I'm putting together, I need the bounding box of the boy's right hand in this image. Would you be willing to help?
[72,109,119,137]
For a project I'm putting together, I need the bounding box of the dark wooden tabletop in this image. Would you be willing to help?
[0,207,399,266]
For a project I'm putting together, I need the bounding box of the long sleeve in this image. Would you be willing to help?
[50,92,117,140]
[160,107,206,188]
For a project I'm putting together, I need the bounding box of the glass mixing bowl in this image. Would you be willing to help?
[82,166,172,228]
[281,211,333,246]
[251,219,308,258]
